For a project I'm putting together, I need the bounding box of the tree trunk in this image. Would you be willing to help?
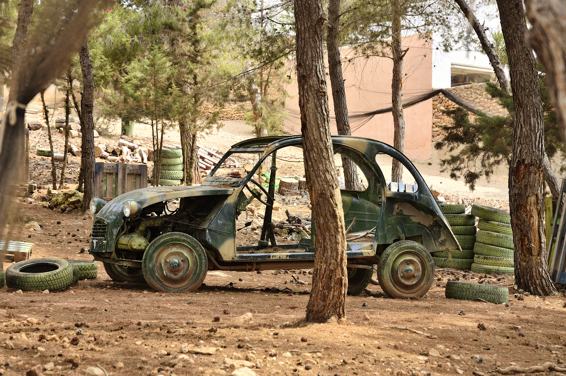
[327,0,359,191]
[59,88,71,189]
[179,121,195,185]
[41,93,58,190]
[10,0,33,101]
[295,0,348,323]
[79,40,96,212]
[391,0,406,183]
[496,0,556,295]
[454,0,510,94]
[525,0,566,142]
[246,73,266,137]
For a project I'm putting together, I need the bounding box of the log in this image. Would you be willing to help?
[105,145,115,154]
[53,153,66,162]
[121,146,130,158]
[98,151,109,159]
[298,178,307,191]
[138,148,148,164]
[107,156,119,162]
[279,178,299,195]
[94,144,105,157]
[28,122,42,131]
[69,130,80,138]
[68,144,81,157]
[119,139,138,151]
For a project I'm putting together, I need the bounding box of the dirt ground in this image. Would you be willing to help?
[1,115,565,376]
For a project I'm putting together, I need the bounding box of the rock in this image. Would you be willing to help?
[230,367,257,376]
[64,354,81,368]
[4,341,14,350]
[233,313,253,325]
[26,364,43,376]
[282,352,292,358]
[428,348,441,357]
[224,358,255,369]
[44,362,54,371]
[25,221,42,232]
[188,346,220,355]
[85,366,106,375]
[114,362,124,369]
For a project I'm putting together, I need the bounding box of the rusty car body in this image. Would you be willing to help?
[89,136,459,297]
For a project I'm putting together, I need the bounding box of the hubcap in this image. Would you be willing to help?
[393,254,423,288]
[155,243,196,288]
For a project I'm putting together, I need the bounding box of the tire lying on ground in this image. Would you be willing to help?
[471,263,514,275]
[476,230,514,249]
[445,281,509,304]
[5,258,74,291]
[433,257,473,270]
[67,260,98,280]
[445,214,476,226]
[439,204,465,214]
[434,250,475,259]
[471,204,511,224]
[477,219,513,236]
[473,242,514,258]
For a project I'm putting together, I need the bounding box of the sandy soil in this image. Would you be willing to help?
[1,116,565,376]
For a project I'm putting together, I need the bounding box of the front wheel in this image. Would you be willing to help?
[142,232,208,292]
[377,240,434,298]
[347,266,373,295]
[103,262,145,283]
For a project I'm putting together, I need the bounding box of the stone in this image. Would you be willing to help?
[44,362,55,371]
[223,358,255,369]
[114,362,124,369]
[428,348,441,357]
[26,364,43,376]
[85,366,106,375]
[233,313,253,325]
[230,367,257,376]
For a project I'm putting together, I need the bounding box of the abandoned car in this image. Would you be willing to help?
[89,136,459,298]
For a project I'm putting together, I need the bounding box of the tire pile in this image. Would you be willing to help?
[2,258,98,291]
[471,204,514,275]
[436,203,476,270]
[159,148,184,186]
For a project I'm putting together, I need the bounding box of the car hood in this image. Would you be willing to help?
[96,185,234,223]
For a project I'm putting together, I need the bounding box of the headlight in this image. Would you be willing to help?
[89,197,106,215]
[123,200,142,218]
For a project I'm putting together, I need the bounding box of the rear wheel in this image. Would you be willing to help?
[103,262,145,283]
[142,232,208,292]
[347,266,373,295]
[377,240,434,298]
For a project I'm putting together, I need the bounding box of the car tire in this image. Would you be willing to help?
[445,281,509,304]
[445,214,476,226]
[159,179,182,186]
[5,258,74,291]
[347,266,373,295]
[471,263,514,275]
[0,270,4,288]
[473,254,514,268]
[477,219,513,235]
[161,148,183,158]
[159,170,184,180]
[377,240,434,299]
[71,267,80,285]
[103,262,145,283]
[476,230,514,249]
[471,204,511,224]
[161,164,184,171]
[161,157,183,166]
[142,232,208,293]
[455,234,476,249]
[473,242,514,258]
[450,225,476,235]
[433,257,473,270]
[433,250,474,259]
[68,260,98,280]
[439,204,465,214]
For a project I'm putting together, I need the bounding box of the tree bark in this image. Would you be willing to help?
[246,73,266,137]
[59,87,71,189]
[79,40,96,212]
[453,0,510,94]
[525,0,566,142]
[496,0,556,295]
[40,93,58,190]
[327,0,359,190]
[390,0,406,183]
[295,0,348,323]
[10,0,33,101]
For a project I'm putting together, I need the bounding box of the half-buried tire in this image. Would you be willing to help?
[445,281,509,304]
[6,258,74,291]
[68,260,98,280]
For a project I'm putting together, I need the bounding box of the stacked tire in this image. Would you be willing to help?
[471,204,514,275]
[435,204,476,270]
[159,148,184,186]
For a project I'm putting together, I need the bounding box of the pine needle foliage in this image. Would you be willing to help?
[435,79,565,191]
